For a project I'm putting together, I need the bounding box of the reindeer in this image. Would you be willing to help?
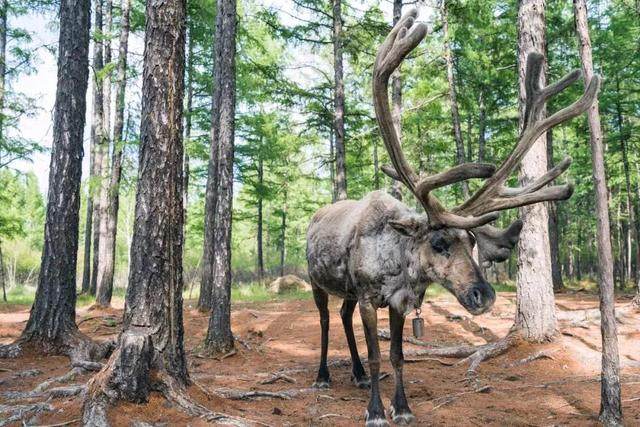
[306,9,600,426]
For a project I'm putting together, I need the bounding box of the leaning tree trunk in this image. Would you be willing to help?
[203,0,237,355]
[332,0,347,201]
[89,0,105,296]
[95,0,130,307]
[515,0,556,342]
[6,0,107,362]
[573,1,623,424]
[83,0,188,419]
[441,0,468,199]
[389,0,403,201]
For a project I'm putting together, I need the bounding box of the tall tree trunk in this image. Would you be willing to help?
[441,0,468,199]
[389,0,403,201]
[329,129,336,202]
[15,0,105,361]
[0,0,6,144]
[257,155,264,282]
[93,0,113,301]
[0,240,6,302]
[198,5,223,312]
[332,0,347,201]
[203,0,236,354]
[515,0,556,342]
[279,190,287,278]
[477,90,486,162]
[373,138,380,190]
[184,18,193,240]
[83,0,187,418]
[574,0,622,424]
[95,0,130,307]
[547,128,564,291]
[89,0,104,296]
[614,78,639,288]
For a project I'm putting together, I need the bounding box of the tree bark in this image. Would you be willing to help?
[89,0,104,296]
[198,2,224,312]
[95,0,130,307]
[257,155,264,282]
[477,91,486,162]
[93,0,112,301]
[279,191,287,278]
[332,0,347,201]
[203,0,236,354]
[614,78,639,287]
[515,0,556,342]
[0,0,6,144]
[441,0,468,199]
[573,0,622,424]
[19,0,103,360]
[547,128,564,291]
[389,0,403,201]
[0,240,6,302]
[184,17,193,242]
[83,0,188,417]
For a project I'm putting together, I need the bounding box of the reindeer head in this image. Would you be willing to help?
[374,9,600,315]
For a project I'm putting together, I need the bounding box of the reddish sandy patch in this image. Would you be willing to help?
[1,293,639,426]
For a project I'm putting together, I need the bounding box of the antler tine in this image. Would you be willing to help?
[455,52,601,217]
[373,9,499,230]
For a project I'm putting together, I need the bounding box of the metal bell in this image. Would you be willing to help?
[412,316,424,339]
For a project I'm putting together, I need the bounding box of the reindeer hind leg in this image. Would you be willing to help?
[340,299,370,388]
[312,285,331,388]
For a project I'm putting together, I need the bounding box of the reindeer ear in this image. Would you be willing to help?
[389,217,423,236]
[474,219,523,263]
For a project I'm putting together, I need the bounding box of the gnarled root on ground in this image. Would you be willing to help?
[82,330,256,427]
[409,330,522,378]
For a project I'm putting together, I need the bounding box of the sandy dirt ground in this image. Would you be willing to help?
[1,292,640,426]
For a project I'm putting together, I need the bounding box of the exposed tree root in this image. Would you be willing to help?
[83,330,258,427]
[210,386,315,401]
[377,328,443,348]
[3,384,86,401]
[0,342,23,359]
[506,350,555,368]
[409,331,521,378]
[0,368,42,386]
[0,402,54,427]
[155,374,259,426]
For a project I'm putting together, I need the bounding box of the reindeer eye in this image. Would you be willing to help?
[430,233,450,256]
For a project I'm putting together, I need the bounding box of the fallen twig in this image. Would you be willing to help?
[506,350,555,368]
[259,373,296,385]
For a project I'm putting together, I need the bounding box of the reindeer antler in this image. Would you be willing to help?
[374,10,601,232]
[373,9,499,229]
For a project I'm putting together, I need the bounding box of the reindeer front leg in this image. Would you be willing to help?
[359,300,388,426]
[389,307,414,425]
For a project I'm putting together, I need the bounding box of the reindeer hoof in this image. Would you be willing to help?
[365,409,389,427]
[352,375,371,389]
[390,405,415,425]
[312,380,331,389]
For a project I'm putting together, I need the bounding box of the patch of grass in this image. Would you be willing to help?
[230,282,313,303]
[1,285,36,305]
